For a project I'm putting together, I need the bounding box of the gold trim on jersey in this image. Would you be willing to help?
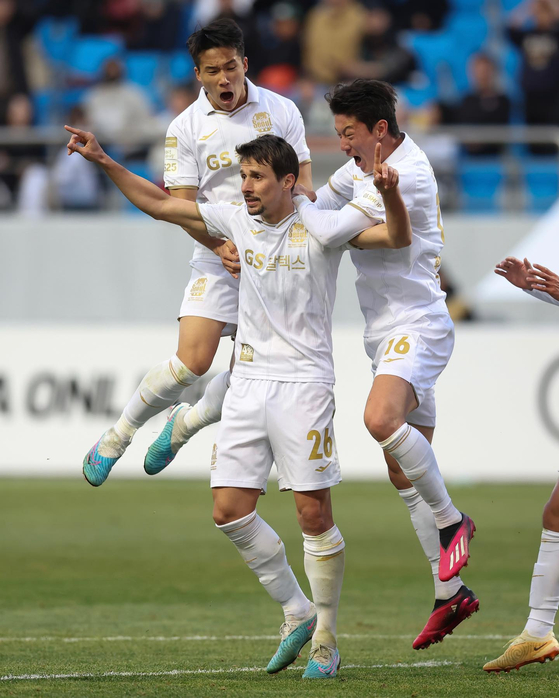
[299,158,312,166]
[348,201,379,218]
[199,128,218,141]
[167,185,199,190]
[328,177,351,201]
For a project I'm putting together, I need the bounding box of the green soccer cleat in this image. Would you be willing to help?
[144,403,191,475]
[302,644,340,679]
[266,605,317,674]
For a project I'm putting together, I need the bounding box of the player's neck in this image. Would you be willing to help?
[261,201,296,226]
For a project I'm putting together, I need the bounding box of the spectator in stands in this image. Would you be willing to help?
[508,0,559,148]
[52,105,103,211]
[83,57,157,156]
[0,0,37,122]
[256,2,302,95]
[127,0,182,51]
[293,75,334,135]
[340,6,416,84]
[0,93,47,212]
[302,0,366,85]
[395,0,449,32]
[452,53,511,156]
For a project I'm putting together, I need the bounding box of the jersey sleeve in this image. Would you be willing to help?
[164,118,199,190]
[523,288,559,307]
[317,162,354,210]
[197,203,238,242]
[293,196,376,248]
[283,100,311,164]
[348,182,387,221]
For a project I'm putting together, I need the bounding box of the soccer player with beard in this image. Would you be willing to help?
[64,125,412,678]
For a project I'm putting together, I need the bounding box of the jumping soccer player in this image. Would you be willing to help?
[287,79,479,650]
[82,19,312,486]
[65,125,411,678]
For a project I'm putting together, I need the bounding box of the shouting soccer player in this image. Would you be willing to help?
[82,19,312,486]
[483,256,559,672]
[65,125,411,678]
[287,79,479,650]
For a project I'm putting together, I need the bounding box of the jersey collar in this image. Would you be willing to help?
[363,132,415,177]
[252,208,298,229]
[198,79,260,116]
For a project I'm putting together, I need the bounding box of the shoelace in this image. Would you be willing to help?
[279,620,299,640]
[308,644,334,664]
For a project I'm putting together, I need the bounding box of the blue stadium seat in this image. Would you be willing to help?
[446,11,488,53]
[523,159,559,212]
[169,51,195,85]
[500,0,525,13]
[65,36,124,80]
[35,16,79,63]
[449,0,486,9]
[125,52,163,87]
[459,158,506,212]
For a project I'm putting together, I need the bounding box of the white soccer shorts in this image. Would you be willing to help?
[178,259,238,336]
[210,376,342,492]
[363,312,455,428]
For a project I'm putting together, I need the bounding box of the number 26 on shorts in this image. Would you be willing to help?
[307,428,333,461]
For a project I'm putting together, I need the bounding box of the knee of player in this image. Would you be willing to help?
[212,502,238,527]
[364,410,403,443]
[297,502,332,535]
[542,498,559,532]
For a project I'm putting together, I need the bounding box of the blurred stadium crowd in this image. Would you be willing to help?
[0,0,558,213]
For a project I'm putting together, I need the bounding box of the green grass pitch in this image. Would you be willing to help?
[1,478,558,697]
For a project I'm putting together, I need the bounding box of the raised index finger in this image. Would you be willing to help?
[64,125,85,137]
[374,142,382,173]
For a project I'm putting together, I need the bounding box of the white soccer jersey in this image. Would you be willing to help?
[197,203,344,383]
[316,133,448,335]
[164,79,311,263]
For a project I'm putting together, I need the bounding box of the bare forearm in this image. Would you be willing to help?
[382,188,412,248]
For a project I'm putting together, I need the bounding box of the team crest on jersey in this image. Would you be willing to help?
[189,277,207,300]
[240,343,254,362]
[253,112,273,133]
[288,223,308,247]
[210,443,217,469]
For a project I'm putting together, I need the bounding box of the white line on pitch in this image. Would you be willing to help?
[0,660,458,682]
[0,634,510,643]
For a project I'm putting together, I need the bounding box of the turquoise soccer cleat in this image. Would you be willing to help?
[82,434,121,487]
[266,606,317,674]
[302,645,340,679]
[144,403,190,475]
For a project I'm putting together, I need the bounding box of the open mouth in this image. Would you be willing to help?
[220,91,235,105]
[244,197,260,206]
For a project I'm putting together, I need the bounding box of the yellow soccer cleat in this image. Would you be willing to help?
[483,630,559,673]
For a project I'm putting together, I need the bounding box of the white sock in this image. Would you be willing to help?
[183,370,230,441]
[123,355,200,428]
[217,511,311,620]
[303,525,345,649]
[525,528,559,638]
[398,487,462,600]
[380,424,461,529]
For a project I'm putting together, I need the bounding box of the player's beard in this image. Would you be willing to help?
[246,199,264,216]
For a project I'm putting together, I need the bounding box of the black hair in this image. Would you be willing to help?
[187,19,245,68]
[236,135,299,183]
[326,79,400,137]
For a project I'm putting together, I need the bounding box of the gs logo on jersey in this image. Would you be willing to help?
[189,277,207,300]
[288,223,308,248]
[253,112,273,133]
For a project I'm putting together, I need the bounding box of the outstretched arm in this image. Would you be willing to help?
[495,256,559,306]
[293,144,411,250]
[64,126,208,235]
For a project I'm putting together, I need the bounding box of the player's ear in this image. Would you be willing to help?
[242,56,248,73]
[194,67,202,84]
[284,173,296,191]
[375,120,388,139]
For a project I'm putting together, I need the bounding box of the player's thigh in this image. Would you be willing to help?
[364,314,454,430]
[268,382,341,494]
[211,377,274,493]
[177,315,227,374]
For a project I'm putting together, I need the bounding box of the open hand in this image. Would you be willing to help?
[494,256,532,289]
[373,142,399,194]
[527,263,559,301]
[64,125,105,162]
